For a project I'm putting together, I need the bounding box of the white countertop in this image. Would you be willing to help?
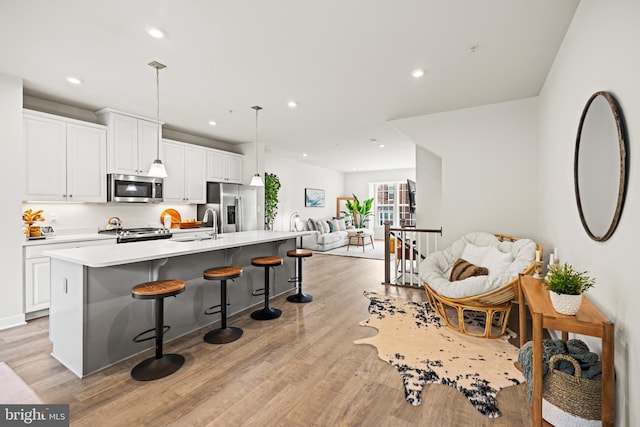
[44,230,309,268]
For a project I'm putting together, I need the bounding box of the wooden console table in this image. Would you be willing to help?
[517,274,615,426]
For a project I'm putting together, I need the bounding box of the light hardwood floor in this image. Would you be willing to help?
[0,254,531,426]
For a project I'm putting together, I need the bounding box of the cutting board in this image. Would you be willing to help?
[160,209,181,228]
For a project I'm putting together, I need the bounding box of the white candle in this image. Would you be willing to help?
[554,247,558,258]
[535,250,541,262]
[549,254,555,265]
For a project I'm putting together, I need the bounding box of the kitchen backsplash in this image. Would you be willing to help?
[21,203,198,234]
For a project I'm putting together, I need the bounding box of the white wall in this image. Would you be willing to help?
[390,97,540,247]
[343,168,416,200]
[0,74,26,329]
[539,1,640,424]
[415,145,442,229]
[265,154,344,230]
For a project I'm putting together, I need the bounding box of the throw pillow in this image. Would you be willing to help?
[307,218,317,231]
[461,243,492,265]
[449,258,489,282]
[480,247,514,275]
[335,217,347,231]
[321,221,331,233]
[314,220,325,234]
[327,219,338,232]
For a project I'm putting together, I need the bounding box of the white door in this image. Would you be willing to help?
[206,150,225,182]
[184,145,206,203]
[66,123,107,202]
[138,119,160,175]
[225,155,243,183]
[23,115,67,201]
[162,140,186,202]
[109,113,138,175]
[25,257,51,312]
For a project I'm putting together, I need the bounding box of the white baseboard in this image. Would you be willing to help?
[0,313,26,330]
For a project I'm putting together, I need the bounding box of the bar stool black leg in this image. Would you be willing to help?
[287,257,313,303]
[131,297,185,381]
[251,267,282,320]
[204,279,243,344]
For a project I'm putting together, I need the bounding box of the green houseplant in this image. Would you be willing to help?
[264,172,281,230]
[343,194,374,229]
[545,263,595,315]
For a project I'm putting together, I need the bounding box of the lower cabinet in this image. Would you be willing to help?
[23,239,116,316]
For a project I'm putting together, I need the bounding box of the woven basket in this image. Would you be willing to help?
[543,354,602,422]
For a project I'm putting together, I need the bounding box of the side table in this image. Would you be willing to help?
[518,274,615,426]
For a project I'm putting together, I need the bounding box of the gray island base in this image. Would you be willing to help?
[45,231,306,377]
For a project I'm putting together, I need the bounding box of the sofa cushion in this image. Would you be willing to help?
[335,217,347,231]
[461,243,492,265]
[327,219,338,232]
[294,217,307,232]
[449,258,489,282]
[307,219,316,231]
[318,230,348,245]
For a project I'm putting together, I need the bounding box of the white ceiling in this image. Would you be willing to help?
[0,0,579,172]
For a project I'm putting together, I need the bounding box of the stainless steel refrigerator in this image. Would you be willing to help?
[197,183,258,233]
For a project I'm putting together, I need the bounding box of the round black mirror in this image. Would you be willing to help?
[574,91,628,242]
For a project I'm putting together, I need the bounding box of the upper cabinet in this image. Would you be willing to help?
[206,150,242,183]
[24,110,107,202]
[162,139,206,204]
[95,108,160,176]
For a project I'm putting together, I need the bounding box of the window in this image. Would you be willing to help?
[374,182,411,227]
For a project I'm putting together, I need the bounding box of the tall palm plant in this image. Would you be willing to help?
[344,194,374,228]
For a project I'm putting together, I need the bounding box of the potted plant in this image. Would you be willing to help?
[264,172,281,230]
[344,194,374,229]
[545,263,595,315]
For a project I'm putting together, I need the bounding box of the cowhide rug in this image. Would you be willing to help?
[354,291,524,418]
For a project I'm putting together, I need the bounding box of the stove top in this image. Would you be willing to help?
[98,227,172,243]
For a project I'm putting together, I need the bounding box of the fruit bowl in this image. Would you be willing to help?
[179,221,202,229]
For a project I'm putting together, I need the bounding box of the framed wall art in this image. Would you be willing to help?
[305,188,325,207]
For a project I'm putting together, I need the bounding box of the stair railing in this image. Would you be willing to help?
[383,221,442,287]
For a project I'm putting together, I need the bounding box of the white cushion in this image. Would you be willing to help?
[336,218,346,231]
[461,243,492,265]
[314,220,325,234]
[419,232,536,299]
[480,247,513,275]
[321,221,330,233]
[307,219,317,231]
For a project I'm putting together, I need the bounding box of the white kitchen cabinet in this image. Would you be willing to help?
[162,139,206,203]
[23,238,116,316]
[24,110,107,202]
[206,149,243,183]
[96,108,160,175]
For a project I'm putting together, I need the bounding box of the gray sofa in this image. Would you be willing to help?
[295,217,369,251]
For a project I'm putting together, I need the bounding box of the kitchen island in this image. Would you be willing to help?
[45,230,308,377]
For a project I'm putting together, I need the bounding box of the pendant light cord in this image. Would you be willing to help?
[252,106,263,175]
[156,66,161,159]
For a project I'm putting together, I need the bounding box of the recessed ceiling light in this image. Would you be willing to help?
[287,100,298,108]
[208,120,217,126]
[379,144,385,148]
[146,26,166,39]
[66,77,83,85]
[411,69,425,78]
[302,153,308,157]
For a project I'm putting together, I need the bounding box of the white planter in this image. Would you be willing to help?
[549,291,583,315]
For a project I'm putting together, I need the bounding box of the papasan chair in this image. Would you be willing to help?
[420,232,540,338]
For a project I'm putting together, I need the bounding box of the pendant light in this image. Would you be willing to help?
[250,105,264,186]
[147,61,168,178]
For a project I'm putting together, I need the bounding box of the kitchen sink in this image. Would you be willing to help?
[171,237,219,243]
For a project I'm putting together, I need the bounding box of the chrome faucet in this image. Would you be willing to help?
[202,208,218,240]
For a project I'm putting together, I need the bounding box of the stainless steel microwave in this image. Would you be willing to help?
[107,174,163,203]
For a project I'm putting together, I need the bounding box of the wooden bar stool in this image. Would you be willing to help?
[286,249,313,303]
[130,279,186,381]
[250,256,283,320]
[203,266,243,344]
